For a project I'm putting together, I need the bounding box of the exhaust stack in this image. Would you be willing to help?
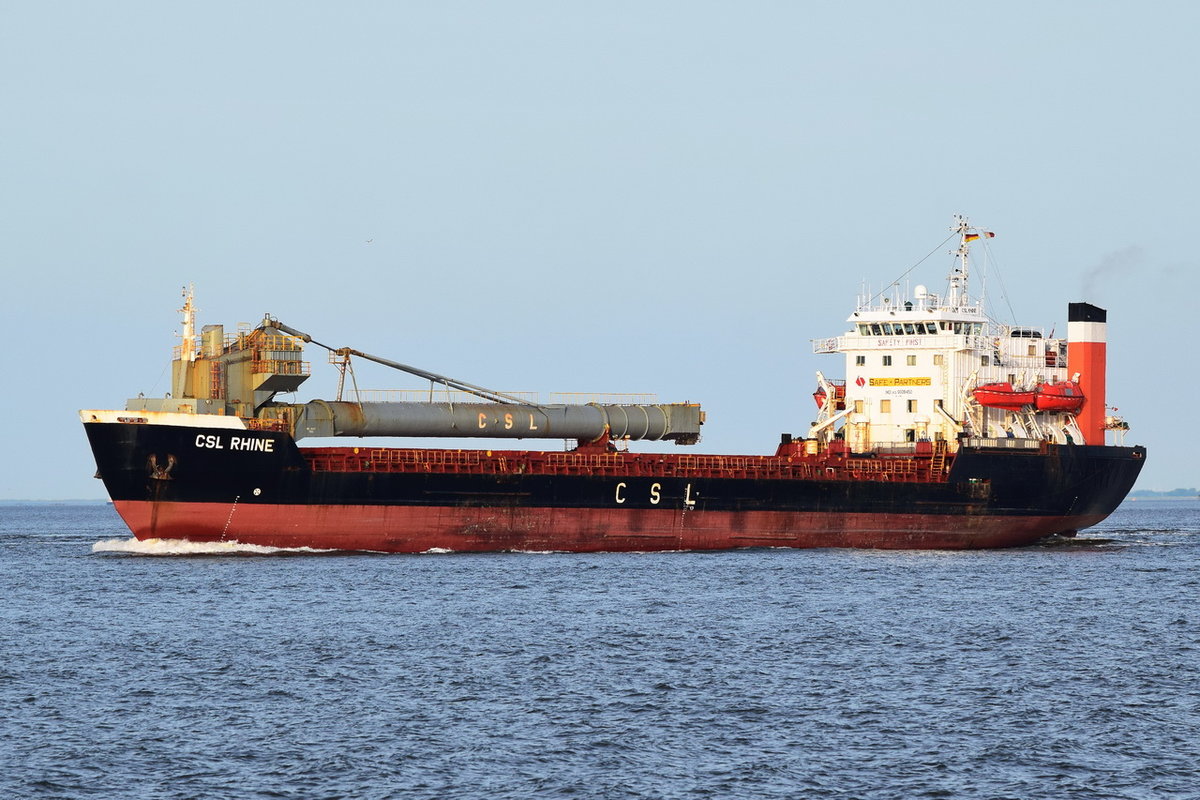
[1067,302,1106,445]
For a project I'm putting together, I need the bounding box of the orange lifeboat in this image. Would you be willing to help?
[813,381,847,410]
[973,382,1036,411]
[1034,381,1085,413]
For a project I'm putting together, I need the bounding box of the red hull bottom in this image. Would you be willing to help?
[113,501,1103,552]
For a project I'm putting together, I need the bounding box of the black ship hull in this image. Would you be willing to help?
[83,421,1146,552]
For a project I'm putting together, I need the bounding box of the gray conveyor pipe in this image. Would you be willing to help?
[292,401,703,444]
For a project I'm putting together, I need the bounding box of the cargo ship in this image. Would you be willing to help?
[82,217,1145,551]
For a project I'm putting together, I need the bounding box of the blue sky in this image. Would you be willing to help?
[2,2,1195,498]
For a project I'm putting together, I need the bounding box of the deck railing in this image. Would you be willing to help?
[812,334,991,354]
[962,437,1042,450]
[302,444,954,483]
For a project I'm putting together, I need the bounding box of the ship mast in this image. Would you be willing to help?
[179,283,196,363]
[948,215,972,310]
[946,215,996,312]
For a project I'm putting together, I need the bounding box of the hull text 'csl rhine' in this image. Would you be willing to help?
[82,217,1145,551]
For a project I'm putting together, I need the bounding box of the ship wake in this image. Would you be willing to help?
[92,537,337,556]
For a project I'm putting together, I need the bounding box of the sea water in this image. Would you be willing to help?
[1,501,1198,799]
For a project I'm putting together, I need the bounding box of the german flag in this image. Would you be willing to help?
[965,231,996,242]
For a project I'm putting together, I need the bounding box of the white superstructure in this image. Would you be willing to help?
[809,216,1080,449]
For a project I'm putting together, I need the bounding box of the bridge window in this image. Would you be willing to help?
[933,354,945,365]
[881,399,891,413]
[882,355,892,366]
[855,355,865,366]
[906,355,917,366]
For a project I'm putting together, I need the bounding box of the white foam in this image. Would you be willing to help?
[91,537,335,556]
[422,547,455,554]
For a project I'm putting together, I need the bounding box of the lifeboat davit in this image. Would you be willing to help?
[973,382,1035,411]
[813,381,847,410]
[1034,381,1085,413]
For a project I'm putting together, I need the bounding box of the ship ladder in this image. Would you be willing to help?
[209,362,223,399]
[929,440,948,478]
